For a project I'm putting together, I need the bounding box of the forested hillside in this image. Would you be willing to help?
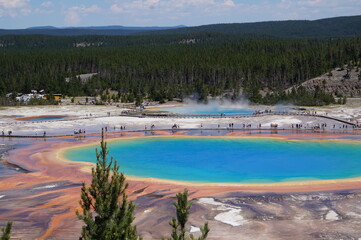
[1,34,360,105]
[144,15,361,38]
[0,15,360,38]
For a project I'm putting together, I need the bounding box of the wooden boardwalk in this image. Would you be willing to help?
[141,111,356,126]
[0,111,358,138]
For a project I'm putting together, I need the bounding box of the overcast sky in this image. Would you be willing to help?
[0,0,360,29]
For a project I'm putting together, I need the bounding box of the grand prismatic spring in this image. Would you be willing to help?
[2,103,361,240]
[64,137,361,183]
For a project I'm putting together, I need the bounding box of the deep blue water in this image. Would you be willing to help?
[64,137,361,183]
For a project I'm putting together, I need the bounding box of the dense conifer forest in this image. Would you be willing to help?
[0,32,360,106]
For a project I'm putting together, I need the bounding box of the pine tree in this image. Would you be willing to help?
[343,96,347,105]
[76,131,141,240]
[164,189,209,240]
[1,221,12,240]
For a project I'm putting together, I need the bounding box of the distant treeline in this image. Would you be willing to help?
[1,15,360,38]
[0,34,360,105]
[145,15,361,39]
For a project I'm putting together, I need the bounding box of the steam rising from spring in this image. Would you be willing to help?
[167,97,295,115]
[183,97,250,111]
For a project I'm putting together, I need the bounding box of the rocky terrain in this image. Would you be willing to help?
[288,67,361,97]
[135,190,361,240]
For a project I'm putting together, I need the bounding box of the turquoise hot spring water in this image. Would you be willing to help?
[158,105,253,115]
[21,116,70,121]
[64,137,361,183]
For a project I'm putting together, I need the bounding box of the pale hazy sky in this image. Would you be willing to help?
[0,0,360,29]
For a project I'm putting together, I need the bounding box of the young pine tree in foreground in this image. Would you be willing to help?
[76,132,141,240]
[164,189,209,240]
[1,221,12,240]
